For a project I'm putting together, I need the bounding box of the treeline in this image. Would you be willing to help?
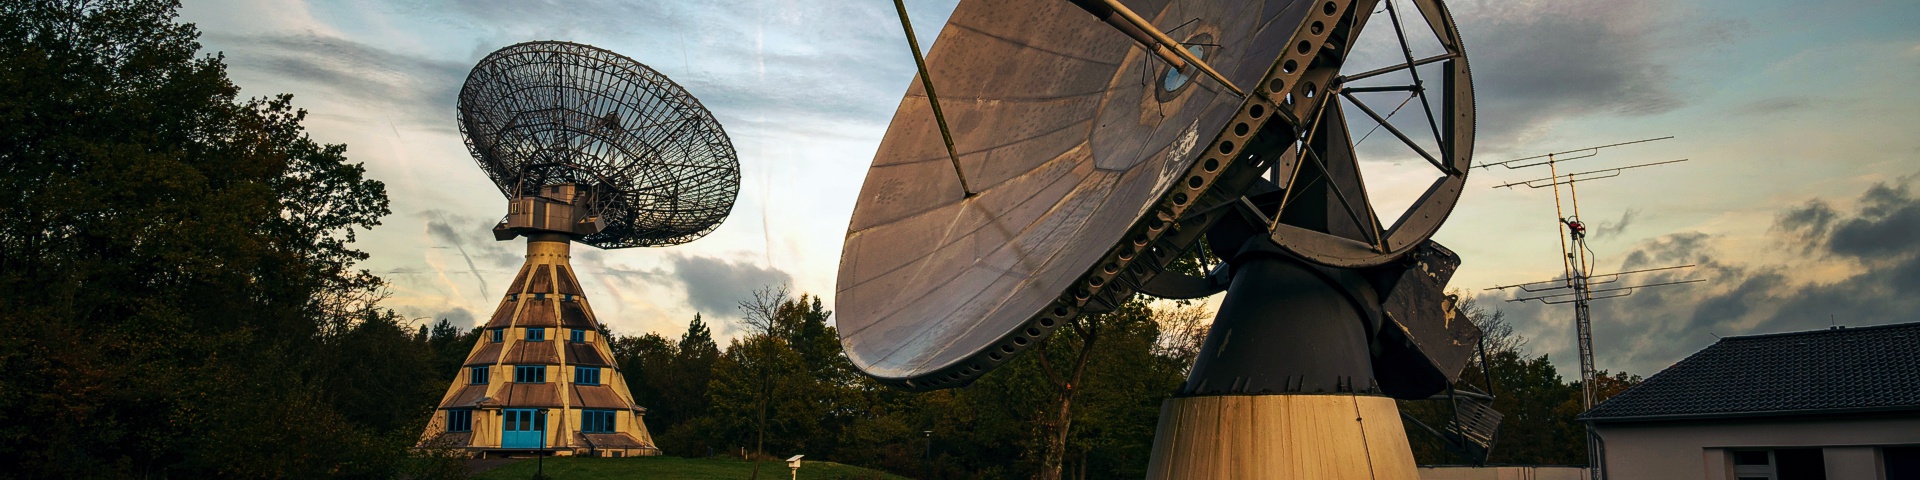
[0,0,465,477]
[597,290,1641,478]
[602,289,1186,479]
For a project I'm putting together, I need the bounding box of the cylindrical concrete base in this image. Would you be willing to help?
[1145,394,1417,479]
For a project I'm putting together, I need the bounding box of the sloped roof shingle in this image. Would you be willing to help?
[1583,322,1920,422]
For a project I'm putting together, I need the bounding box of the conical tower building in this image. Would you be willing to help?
[423,230,659,457]
[420,41,742,458]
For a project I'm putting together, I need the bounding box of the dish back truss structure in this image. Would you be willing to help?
[459,41,740,248]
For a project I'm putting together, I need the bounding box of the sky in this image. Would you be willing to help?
[179,0,1920,379]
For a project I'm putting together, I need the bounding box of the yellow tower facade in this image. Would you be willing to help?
[421,233,658,458]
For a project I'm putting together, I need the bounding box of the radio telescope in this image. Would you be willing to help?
[422,40,740,458]
[839,0,1487,476]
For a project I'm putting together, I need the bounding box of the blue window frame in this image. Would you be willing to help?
[469,366,489,384]
[575,366,600,386]
[525,327,546,342]
[514,365,546,383]
[581,409,616,433]
[490,328,504,342]
[570,329,586,342]
[447,409,472,432]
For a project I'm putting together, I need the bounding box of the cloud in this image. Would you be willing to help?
[1485,173,1920,377]
[420,209,520,266]
[1618,231,1711,270]
[1826,179,1920,260]
[1590,208,1638,240]
[1343,0,1723,161]
[386,0,922,135]
[403,209,521,307]
[426,210,494,298]
[1433,0,1729,150]
[668,254,792,319]
[434,307,479,329]
[202,32,467,130]
[1775,199,1839,253]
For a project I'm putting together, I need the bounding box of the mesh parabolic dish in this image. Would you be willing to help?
[838,0,1472,390]
[459,41,741,249]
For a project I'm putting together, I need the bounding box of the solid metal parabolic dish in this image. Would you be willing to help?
[839,0,1473,390]
[459,41,740,249]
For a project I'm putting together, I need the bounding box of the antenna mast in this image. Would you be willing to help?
[1481,136,1700,480]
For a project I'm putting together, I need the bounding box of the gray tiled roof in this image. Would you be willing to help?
[1582,321,1920,422]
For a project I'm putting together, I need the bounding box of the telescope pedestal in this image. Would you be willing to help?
[1145,394,1416,479]
[1146,254,1418,479]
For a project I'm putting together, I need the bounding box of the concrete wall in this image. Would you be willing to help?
[1419,466,1589,480]
[1595,415,1920,480]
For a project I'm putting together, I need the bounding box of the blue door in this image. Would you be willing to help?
[502,409,546,449]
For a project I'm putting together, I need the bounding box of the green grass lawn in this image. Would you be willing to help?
[472,456,912,480]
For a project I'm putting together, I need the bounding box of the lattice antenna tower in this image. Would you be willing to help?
[1480,136,1701,480]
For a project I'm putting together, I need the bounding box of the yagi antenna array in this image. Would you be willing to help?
[1481,135,1699,480]
[1493,158,1690,189]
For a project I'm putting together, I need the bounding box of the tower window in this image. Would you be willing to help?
[447,409,473,432]
[571,329,586,342]
[514,365,547,383]
[582,409,616,433]
[469,366,489,384]
[526,327,546,342]
[491,328,504,342]
[576,366,600,386]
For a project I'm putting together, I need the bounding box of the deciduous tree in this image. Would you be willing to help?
[0,1,453,476]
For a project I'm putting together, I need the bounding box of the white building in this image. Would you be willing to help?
[1580,322,1920,480]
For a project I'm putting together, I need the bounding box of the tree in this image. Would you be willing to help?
[1150,301,1212,376]
[674,313,721,423]
[606,313,728,457]
[426,318,480,377]
[0,1,452,476]
[657,313,722,454]
[886,299,1185,479]
[1053,301,1184,478]
[728,285,794,479]
[610,331,675,425]
[707,333,804,478]
[771,294,858,455]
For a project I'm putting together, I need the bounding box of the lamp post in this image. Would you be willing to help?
[922,430,933,480]
[533,408,548,479]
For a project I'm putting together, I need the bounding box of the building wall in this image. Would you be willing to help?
[417,239,658,457]
[1595,415,1920,480]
